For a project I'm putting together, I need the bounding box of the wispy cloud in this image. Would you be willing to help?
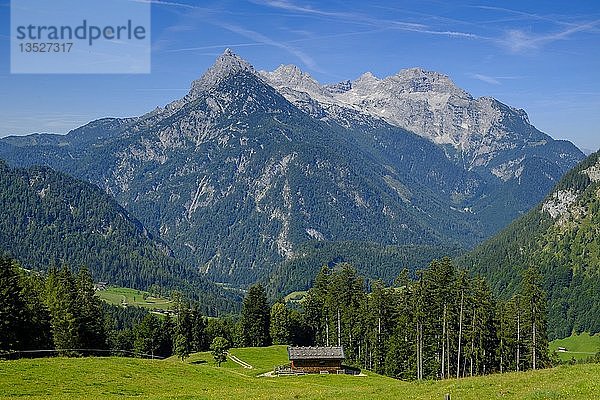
[474,5,590,28]
[254,0,484,40]
[163,43,266,53]
[131,0,200,10]
[219,22,319,70]
[471,73,523,85]
[135,88,188,92]
[472,74,500,85]
[500,20,600,53]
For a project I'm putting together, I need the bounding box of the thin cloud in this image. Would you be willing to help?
[501,20,600,53]
[131,0,200,9]
[471,74,524,85]
[474,5,585,28]
[473,74,500,85]
[254,0,483,40]
[163,43,266,53]
[219,22,319,70]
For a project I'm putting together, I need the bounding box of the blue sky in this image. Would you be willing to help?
[1,0,599,151]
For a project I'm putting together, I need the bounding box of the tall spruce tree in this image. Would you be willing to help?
[0,257,26,351]
[45,266,79,353]
[75,267,107,350]
[521,265,549,370]
[269,302,291,345]
[19,270,52,350]
[239,284,270,347]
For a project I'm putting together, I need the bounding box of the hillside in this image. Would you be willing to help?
[1,346,600,399]
[459,150,600,339]
[550,333,600,362]
[0,161,238,313]
[0,49,583,289]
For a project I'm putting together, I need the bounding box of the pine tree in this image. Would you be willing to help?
[133,314,163,358]
[269,302,291,345]
[191,305,208,351]
[0,257,27,351]
[239,284,271,347]
[521,265,549,370]
[174,301,193,361]
[19,270,52,350]
[45,266,79,353]
[210,336,229,366]
[75,267,106,350]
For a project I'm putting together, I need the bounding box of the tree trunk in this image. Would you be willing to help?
[500,337,503,374]
[446,319,450,379]
[456,290,464,379]
[326,315,329,346]
[470,308,475,377]
[337,308,341,347]
[532,317,536,370]
[516,311,520,372]
[441,304,446,379]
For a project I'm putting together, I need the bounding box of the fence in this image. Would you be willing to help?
[0,349,164,360]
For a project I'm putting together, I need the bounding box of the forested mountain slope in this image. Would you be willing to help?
[459,150,600,338]
[0,161,237,313]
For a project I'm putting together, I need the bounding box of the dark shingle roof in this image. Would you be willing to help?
[287,346,345,360]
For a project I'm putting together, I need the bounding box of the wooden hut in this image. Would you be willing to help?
[287,346,345,374]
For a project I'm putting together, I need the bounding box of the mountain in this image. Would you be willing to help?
[458,150,600,339]
[0,160,238,313]
[261,65,584,233]
[0,49,584,290]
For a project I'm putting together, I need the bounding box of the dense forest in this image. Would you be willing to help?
[1,255,551,381]
[0,161,239,314]
[458,150,600,339]
[0,256,235,359]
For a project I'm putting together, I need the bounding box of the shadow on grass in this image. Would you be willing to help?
[190,360,207,365]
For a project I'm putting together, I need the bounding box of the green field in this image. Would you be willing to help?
[2,345,600,399]
[96,287,173,311]
[283,291,307,303]
[550,332,600,362]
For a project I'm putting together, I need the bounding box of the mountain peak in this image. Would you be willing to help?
[188,49,255,98]
[391,67,465,96]
[260,64,331,100]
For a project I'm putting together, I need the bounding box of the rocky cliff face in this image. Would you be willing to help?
[261,65,582,180]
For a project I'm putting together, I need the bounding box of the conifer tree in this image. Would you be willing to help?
[521,265,549,370]
[239,284,270,347]
[269,302,291,345]
[0,257,26,351]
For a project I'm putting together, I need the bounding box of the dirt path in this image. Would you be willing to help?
[227,353,253,369]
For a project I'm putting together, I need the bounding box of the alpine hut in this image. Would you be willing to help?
[287,346,345,374]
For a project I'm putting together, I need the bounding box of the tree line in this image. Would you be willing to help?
[1,254,550,381]
[0,256,234,360]
[237,257,550,380]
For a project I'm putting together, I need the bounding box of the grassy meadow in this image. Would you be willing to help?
[550,332,600,362]
[2,345,600,399]
[96,287,173,311]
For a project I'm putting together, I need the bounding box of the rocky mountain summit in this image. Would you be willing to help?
[0,49,585,289]
[261,64,582,178]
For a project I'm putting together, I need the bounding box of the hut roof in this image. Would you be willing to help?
[287,346,345,360]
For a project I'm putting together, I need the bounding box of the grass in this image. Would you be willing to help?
[96,287,173,311]
[284,291,307,303]
[550,332,600,362]
[2,345,600,399]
